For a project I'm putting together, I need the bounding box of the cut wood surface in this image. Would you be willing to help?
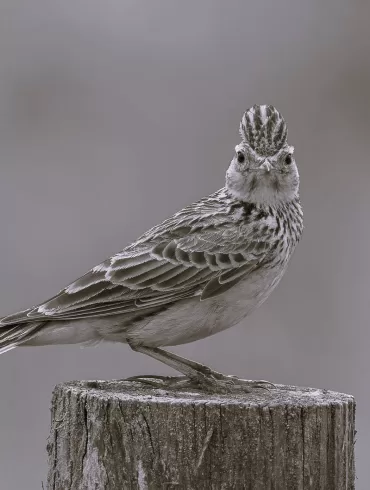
[47,380,355,489]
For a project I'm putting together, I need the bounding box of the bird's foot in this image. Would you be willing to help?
[189,371,275,394]
[125,372,274,394]
[126,345,274,394]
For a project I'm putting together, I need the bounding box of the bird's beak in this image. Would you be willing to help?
[259,160,272,173]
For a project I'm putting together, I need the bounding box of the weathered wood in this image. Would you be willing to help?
[46,380,355,490]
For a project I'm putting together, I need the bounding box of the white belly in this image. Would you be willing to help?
[124,264,286,347]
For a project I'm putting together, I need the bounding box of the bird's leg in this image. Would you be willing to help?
[126,344,274,394]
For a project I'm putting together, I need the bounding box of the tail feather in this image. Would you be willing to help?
[0,322,45,354]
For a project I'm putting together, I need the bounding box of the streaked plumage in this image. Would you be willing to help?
[0,104,303,392]
[240,104,288,156]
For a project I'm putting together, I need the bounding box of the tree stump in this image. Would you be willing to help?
[46,380,355,490]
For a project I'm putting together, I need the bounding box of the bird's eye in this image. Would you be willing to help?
[285,154,292,165]
[237,151,245,163]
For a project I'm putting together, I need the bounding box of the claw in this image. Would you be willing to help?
[226,376,275,391]
[124,374,192,390]
[126,377,166,388]
[126,374,172,382]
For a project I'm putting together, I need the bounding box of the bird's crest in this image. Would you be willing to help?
[239,104,287,156]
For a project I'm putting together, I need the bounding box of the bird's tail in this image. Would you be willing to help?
[0,322,45,355]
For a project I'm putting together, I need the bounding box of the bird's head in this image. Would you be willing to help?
[226,104,299,205]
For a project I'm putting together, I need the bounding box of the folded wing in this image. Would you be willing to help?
[0,192,274,326]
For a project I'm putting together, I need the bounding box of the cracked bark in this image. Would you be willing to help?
[46,380,355,489]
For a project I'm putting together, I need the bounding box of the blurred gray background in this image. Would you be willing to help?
[0,1,368,488]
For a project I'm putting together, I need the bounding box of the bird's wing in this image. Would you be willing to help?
[0,190,276,325]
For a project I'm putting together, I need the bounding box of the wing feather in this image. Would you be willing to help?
[0,189,276,326]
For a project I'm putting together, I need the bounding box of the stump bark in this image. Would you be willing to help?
[46,380,355,490]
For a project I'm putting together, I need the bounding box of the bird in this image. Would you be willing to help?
[0,104,303,393]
